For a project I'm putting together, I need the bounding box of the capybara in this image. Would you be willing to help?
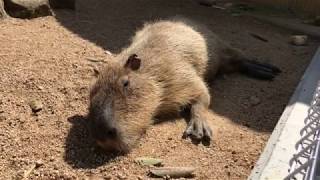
[87,17,281,153]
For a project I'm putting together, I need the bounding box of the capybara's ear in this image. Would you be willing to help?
[125,54,141,71]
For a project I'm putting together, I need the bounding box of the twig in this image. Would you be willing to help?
[23,164,36,179]
[86,58,106,63]
[212,5,226,10]
[150,167,196,178]
[249,32,269,42]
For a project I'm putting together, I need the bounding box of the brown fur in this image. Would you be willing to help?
[88,18,248,153]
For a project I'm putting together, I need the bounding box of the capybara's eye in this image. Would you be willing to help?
[123,79,130,88]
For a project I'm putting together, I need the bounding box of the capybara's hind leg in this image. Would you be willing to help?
[183,82,213,142]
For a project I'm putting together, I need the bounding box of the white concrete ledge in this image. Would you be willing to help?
[248,47,320,180]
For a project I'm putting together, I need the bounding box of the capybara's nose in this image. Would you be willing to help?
[105,127,117,138]
[91,124,118,141]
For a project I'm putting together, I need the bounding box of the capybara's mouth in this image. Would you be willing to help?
[96,139,129,154]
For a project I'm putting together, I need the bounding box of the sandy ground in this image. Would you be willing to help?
[0,0,319,179]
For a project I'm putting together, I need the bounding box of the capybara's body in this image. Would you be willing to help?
[88,18,280,153]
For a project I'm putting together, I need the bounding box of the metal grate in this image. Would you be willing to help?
[285,81,320,180]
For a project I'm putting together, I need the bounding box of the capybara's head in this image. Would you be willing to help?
[88,54,160,154]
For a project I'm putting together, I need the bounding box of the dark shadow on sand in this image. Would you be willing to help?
[64,115,118,169]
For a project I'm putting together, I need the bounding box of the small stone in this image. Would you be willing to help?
[72,63,78,68]
[35,160,44,168]
[290,35,308,46]
[49,156,55,162]
[137,176,143,180]
[117,173,126,180]
[28,100,43,113]
[37,86,44,90]
[249,96,261,106]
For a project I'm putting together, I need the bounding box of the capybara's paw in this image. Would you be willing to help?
[183,118,212,142]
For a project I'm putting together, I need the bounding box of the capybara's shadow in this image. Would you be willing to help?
[64,115,118,169]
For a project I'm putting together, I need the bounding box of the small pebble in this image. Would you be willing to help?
[37,86,44,90]
[35,160,44,168]
[249,96,261,106]
[28,100,43,113]
[49,156,55,162]
[290,35,308,46]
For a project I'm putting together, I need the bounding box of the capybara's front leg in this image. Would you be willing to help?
[183,85,213,142]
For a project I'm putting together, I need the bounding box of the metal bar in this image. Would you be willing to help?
[286,81,320,180]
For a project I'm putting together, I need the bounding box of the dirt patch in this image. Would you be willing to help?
[0,0,319,179]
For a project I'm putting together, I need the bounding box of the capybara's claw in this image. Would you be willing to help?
[183,119,212,141]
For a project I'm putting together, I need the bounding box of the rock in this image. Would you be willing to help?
[28,100,43,113]
[149,167,196,178]
[195,0,216,7]
[135,157,163,166]
[249,96,260,106]
[0,0,8,18]
[35,160,44,168]
[49,0,75,10]
[290,35,308,46]
[4,0,52,18]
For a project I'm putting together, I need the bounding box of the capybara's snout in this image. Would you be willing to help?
[87,115,130,154]
[96,139,129,154]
